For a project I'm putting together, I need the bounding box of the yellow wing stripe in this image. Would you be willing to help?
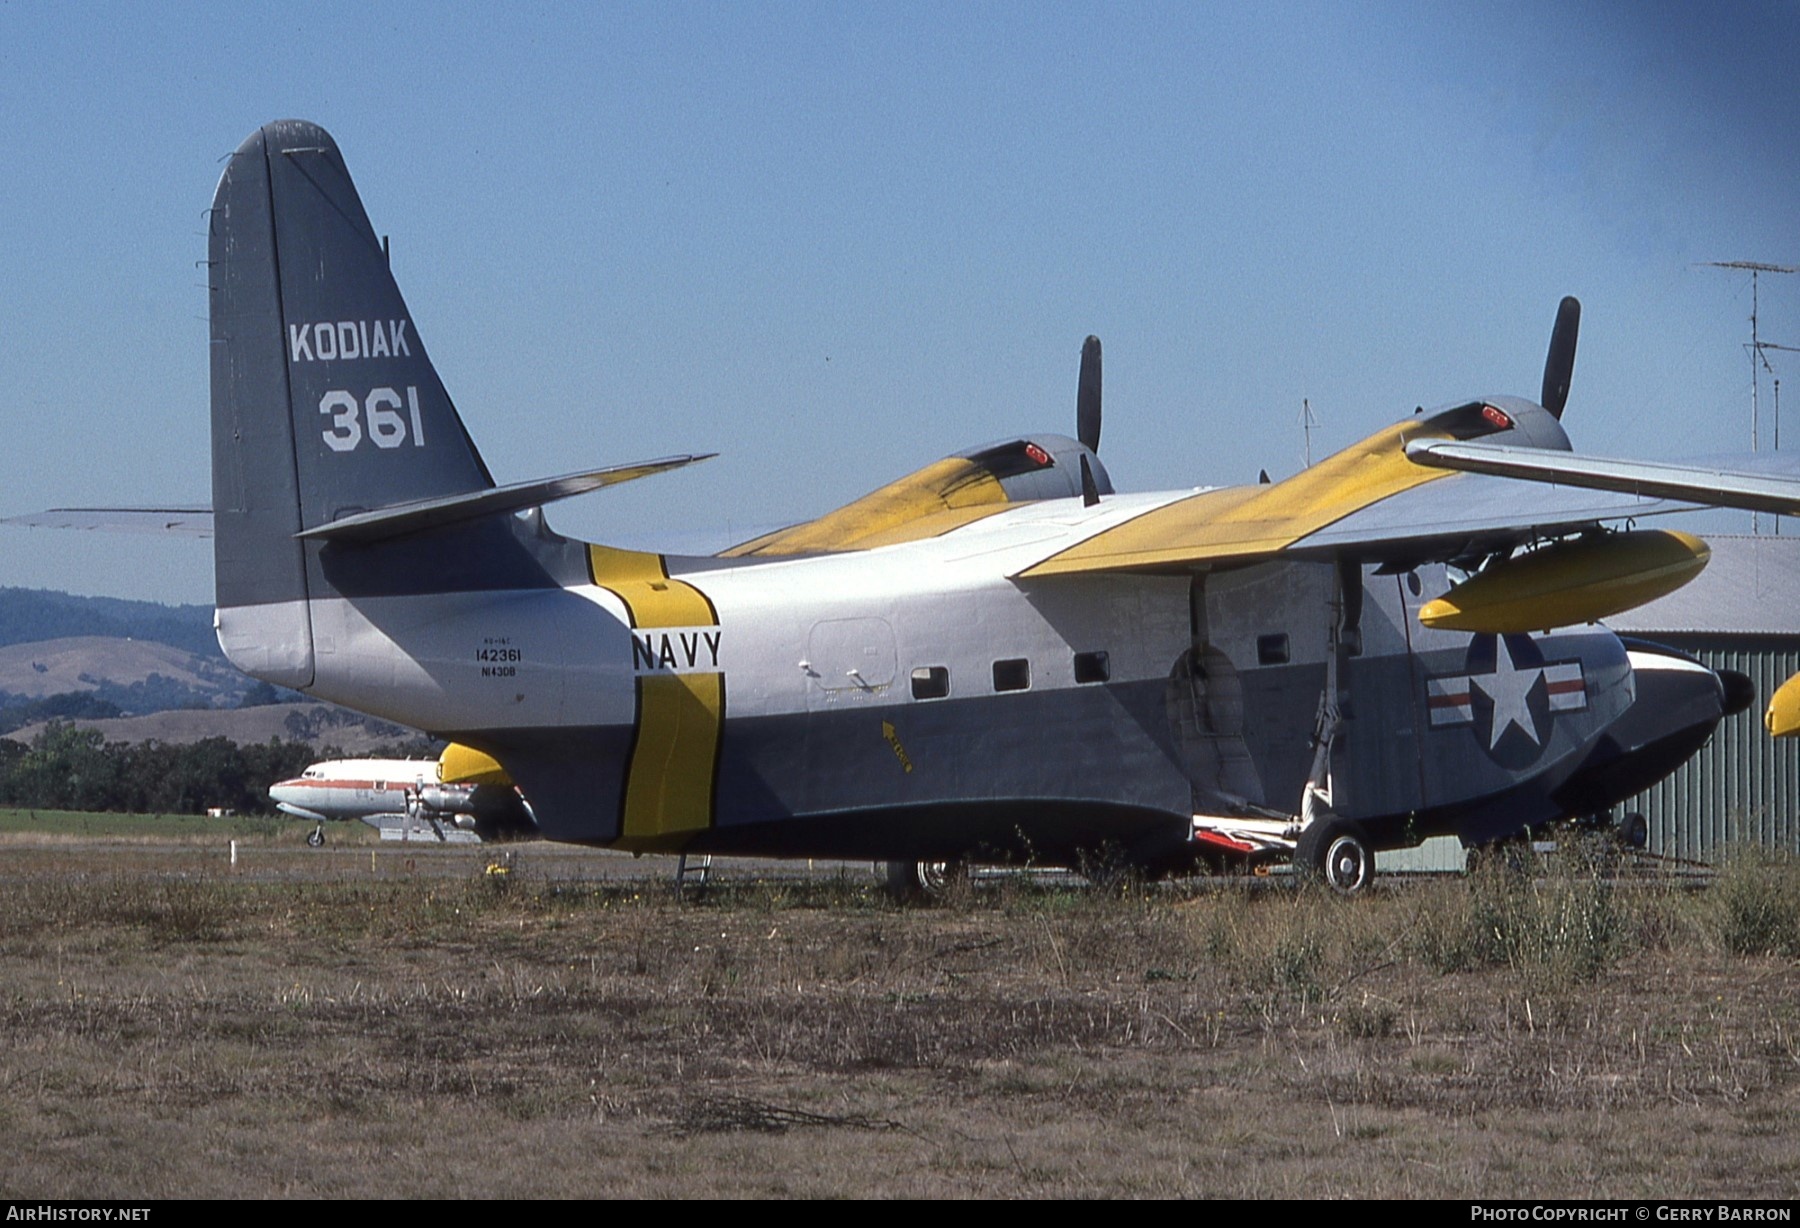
[1021,421,1454,577]
[721,456,1009,556]
[588,544,721,848]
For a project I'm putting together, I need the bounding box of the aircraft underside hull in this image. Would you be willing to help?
[455,716,1637,865]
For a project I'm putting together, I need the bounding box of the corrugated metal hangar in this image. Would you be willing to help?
[1607,533,1800,860]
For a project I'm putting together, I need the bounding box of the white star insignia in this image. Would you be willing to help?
[1471,635,1544,749]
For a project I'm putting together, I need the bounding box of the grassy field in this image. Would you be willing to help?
[1,827,1796,1199]
[0,806,369,842]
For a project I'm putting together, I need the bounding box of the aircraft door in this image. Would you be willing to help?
[1328,567,1435,820]
[1167,577,1266,813]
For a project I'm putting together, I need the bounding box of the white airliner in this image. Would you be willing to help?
[270,757,534,843]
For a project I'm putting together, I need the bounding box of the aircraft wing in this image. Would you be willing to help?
[721,436,1102,557]
[1018,421,1682,578]
[1407,440,1800,517]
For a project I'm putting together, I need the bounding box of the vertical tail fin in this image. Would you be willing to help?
[209,120,495,684]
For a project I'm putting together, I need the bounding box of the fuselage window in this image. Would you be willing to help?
[1073,650,1110,684]
[1257,634,1290,666]
[910,666,950,700]
[992,658,1031,692]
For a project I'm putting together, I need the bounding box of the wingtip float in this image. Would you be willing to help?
[1417,530,1710,635]
[1766,673,1800,738]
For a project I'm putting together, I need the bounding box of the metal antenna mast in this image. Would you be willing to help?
[1704,261,1799,532]
[1300,397,1319,469]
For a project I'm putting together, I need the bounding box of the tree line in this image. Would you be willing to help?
[0,722,421,816]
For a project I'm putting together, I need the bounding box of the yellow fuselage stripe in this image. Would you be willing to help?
[589,544,722,849]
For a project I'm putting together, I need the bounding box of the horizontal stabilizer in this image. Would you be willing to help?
[2,508,215,536]
[297,455,715,543]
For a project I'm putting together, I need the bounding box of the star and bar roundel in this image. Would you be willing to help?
[1426,634,1588,770]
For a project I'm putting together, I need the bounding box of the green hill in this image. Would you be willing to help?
[0,588,219,660]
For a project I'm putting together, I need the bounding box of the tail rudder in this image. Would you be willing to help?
[209,120,495,683]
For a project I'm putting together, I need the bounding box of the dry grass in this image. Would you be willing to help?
[0,839,1796,1198]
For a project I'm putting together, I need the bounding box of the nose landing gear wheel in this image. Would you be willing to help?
[1295,819,1373,895]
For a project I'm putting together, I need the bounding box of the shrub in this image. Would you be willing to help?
[1711,847,1800,958]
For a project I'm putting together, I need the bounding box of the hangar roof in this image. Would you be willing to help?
[1607,533,1800,637]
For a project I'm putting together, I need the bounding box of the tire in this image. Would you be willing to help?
[1617,811,1648,851]
[1295,818,1374,895]
[306,826,326,848]
[882,859,962,902]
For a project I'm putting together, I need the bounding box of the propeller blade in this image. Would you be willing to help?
[1080,454,1100,507]
[1541,296,1580,418]
[1077,335,1102,453]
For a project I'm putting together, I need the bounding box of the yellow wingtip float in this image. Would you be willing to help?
[1418,529,1710,635]
[1765,674,1800,738]
[438,743,514,788]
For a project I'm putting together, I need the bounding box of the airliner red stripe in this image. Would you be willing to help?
[272,779,409,791]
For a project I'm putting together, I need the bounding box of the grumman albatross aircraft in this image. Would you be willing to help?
[189,120,1746,893]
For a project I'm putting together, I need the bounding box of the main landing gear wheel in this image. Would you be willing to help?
[882,859,964,902]
[1295,819,1373,895]
[1617,811,1648,851]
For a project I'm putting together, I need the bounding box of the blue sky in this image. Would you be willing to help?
[2,1,1796,604]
